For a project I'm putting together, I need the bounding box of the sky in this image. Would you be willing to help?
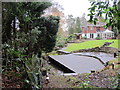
[54,0,91,18]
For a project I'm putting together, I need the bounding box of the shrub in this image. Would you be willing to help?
[96,37,102,40]
[82,36,87,39]
[55,36,66,48]
[66,34,76,42]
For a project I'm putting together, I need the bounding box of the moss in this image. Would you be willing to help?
[49,51,58,55]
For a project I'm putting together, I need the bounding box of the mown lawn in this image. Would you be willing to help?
[64,39,119,52]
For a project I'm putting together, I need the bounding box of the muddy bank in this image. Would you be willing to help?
[42,62,119,88]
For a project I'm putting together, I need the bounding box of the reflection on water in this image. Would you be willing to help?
[74,52,115,63]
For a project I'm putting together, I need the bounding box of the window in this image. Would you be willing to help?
[109,34,111,37]
[97,34,100,37]
[96,27,100,32]
[112,33,114,37]
[92,34,94,38]
[90,33,94,38]
[105,34,106,38]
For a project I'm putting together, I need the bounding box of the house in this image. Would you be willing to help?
[74,33,82,39]
[80,20,114,39]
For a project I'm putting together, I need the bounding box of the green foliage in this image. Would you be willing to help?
[75,17,82,33]
[66,34,76,42]
[95,37,102,40]
[55,34,76,49]
[36,16,60,53]
[88,1,120,36]
[110,75,119,88]
[66,15,82,34]
[2,2,52,43]
[2,2,59,88]
[55,35,67,48]
[25,55,42,88]
[49,51,58,55]
[82,36,87,39]
[79,81,90,88]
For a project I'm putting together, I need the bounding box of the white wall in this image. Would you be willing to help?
[82,33,97,39]
[82,32,114,39]
[94,33,98,38]
[87,33,90,38]
[82,33,85,37]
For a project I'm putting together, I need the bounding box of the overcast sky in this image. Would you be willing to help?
[54,0,91,17]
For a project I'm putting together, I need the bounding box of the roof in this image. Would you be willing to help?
[81,22,106,27]
[74,33,82,35]
[103,29,114,33]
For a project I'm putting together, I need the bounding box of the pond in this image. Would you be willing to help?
[49,51,117,75]
[73,52,115,64]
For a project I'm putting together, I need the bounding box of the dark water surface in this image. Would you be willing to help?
[49,52,116,74]
[73,52,115,63]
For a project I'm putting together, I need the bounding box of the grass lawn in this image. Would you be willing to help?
[64,39,119,52]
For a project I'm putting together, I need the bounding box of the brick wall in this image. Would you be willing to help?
[82,26,104,33]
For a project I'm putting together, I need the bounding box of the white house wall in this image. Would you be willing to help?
[82,33,98,39]
[87,33,90,38]
[94,33,98,38]
[82,33,85,37]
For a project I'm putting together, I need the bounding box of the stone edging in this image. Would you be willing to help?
[71,47,119,54]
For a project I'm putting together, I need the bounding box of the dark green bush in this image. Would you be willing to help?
[96,37,102,40]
